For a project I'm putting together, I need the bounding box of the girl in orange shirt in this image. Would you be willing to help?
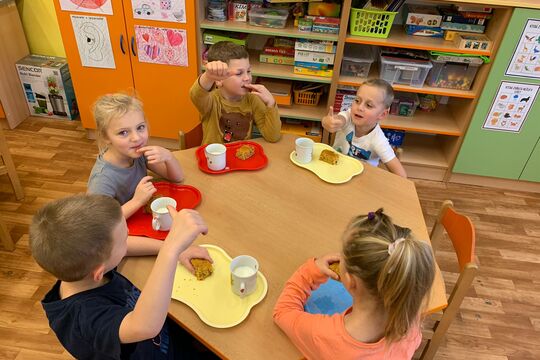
[273,209,435,360]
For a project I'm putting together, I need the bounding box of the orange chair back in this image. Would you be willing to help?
[440,206,475,271]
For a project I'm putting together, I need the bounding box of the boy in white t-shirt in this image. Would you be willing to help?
[322,79,407,178]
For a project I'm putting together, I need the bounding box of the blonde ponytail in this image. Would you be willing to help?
[342,209,435,343]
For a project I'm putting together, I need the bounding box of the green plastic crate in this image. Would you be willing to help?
[349,8,397,38]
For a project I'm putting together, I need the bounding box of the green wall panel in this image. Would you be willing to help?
[454,8,540,180]
[520,138,540,182]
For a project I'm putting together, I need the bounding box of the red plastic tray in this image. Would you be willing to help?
[127,182,202,240]
[196,141,268,174]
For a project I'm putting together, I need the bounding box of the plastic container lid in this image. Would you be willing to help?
[343,44,374,62]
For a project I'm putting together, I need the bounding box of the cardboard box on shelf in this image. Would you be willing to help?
[257,78,292,106]
[16,55,78,120]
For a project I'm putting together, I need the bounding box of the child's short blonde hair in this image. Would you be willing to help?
[359,79,394,109]
[207,41,249,64]
[93,93,144,152]
[29,194,123,282]
[342,208,435,343]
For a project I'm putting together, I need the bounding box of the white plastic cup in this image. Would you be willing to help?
[230,255,259,297]
[205,143,227,171]
[150,197,177,231]
[294,137,314,164]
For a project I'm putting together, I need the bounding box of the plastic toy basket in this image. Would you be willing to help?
[293,83,324,106]
[349,8,397,39]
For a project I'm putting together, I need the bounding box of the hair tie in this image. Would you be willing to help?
[388,238,406,255]
[367,212,375,221]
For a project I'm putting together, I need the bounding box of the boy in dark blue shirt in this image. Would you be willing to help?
[30,194,210,359]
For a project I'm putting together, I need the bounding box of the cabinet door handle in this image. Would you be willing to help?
[130,36,137,57]
[120,34,126,55]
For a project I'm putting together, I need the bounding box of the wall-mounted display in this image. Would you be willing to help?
[506,19,540,79]
[135,25,188,66]
[60,0,113,15]
[482,81,538,133]
[70,15,116,69]
[131,0,186,23]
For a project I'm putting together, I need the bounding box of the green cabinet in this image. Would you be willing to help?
[454,8,540,181]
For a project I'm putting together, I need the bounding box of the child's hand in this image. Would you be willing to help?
[322,107,346,133]
[243,84,275,107]
[315,253,341,280]
[178,245,213,273]
[165,208,208,249]
[133,176,156,206]
[138,146,172,164]
[204,61,231,82]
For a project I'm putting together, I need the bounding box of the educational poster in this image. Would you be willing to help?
[482,81,539,133]
[71,15,116,69]
[60,0,113,15]
[135,26,188,66]
[132,0,186,23]
[506,19,540,79]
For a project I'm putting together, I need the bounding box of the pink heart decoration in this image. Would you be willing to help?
[144,44,160,60]
[154,32,165,45]
[69,0,107,9]
[166,30,183,46]
[142,33,150,42]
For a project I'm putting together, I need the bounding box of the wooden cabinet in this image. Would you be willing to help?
[194,0,512,181]
[53,0,200,139]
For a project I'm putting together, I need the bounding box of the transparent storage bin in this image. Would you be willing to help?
[380,55,432,88]
[426,56,482,90]
[390,92,419,117]
[248,8,289,29]
[341,44,375,79]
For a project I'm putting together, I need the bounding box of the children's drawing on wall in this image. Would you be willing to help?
[60,0,113,15]
[70,15,116,69]
[506,19,540,79]
[483,81,538,133]
[132,0,186,23]
[135,26,188,66]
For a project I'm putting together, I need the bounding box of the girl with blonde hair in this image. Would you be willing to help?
[274,208,435,360]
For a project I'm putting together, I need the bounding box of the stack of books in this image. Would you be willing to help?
[259,37,295,66]
[438,4,492,34]
[293,39,336,77]
[334,88,357,112]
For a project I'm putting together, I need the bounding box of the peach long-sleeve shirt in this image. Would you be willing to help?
[273,259,422,360]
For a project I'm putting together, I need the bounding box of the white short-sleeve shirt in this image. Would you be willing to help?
[332,109,395,167]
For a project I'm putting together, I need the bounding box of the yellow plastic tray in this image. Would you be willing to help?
[290,143,364,184]
[171,244,268,328]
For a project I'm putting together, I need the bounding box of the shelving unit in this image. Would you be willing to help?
[195,0,513,181]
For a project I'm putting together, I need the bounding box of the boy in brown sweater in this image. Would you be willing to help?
[189,41,281,144]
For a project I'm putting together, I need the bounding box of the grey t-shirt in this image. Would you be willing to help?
[87,155,147,205]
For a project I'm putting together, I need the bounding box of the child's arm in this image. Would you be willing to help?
[122,176,156,219]
[321,107,346,133]
[248,86,282,142]
[384,157,407,178]
[137,146,184,183]
[126,236,213,272]
[119,208,208,343]
[273,255,340,356]
[189,61,230,117]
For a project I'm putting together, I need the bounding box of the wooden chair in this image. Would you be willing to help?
[417,200,478,359]
[178,123,203,150]
[0,126,23,200]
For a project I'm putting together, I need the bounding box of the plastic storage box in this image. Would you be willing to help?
[248,8,288,29]
[340,44,375,79]
[379,55,432,87]
[349,8,397,38]
[426,54,483,90]
[390,92,419,117]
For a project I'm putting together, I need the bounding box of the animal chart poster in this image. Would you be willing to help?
[71,15,116,69]
[60,0,113,15]
[135,26,188,66]
[506,19,540,79]
[132,0,186,23]
[482,81,538,133]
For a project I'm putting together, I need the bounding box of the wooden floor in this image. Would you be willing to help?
[0,117,539,360]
